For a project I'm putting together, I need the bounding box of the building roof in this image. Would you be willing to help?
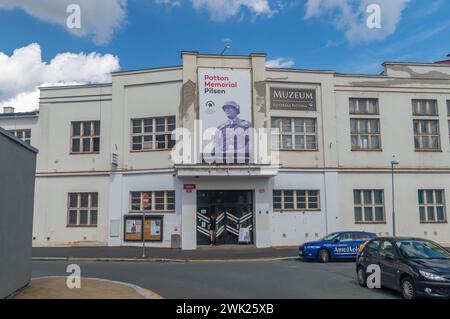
[0,111,39,118]
[0,126,38,153]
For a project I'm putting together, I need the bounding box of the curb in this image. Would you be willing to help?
[32,256,299,263]
[26,276,164,299]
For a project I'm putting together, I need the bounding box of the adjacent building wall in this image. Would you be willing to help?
[0,128,37,298]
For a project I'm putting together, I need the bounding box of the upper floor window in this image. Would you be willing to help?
[71,121,100,153]
[412,99,438,116]
[131,116,176,151]
[354,190,385,223]
[130,191,175,212]
[418,190,447,223]
[349,98,379,115]
[447,101,450,144]
[273,190,320,211]
[67,192,98,227]
[9,129,31,144]
[350,119,381,150]
[413,119,440,151]
[271,117,317,151]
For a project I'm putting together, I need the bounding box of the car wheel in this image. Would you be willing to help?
[401,277,416,300]
[317,249,330,263]
[357,266,367,287]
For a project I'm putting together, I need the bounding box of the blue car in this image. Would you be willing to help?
[299,231,377,263]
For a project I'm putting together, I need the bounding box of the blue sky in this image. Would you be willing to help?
[1,0,450,111]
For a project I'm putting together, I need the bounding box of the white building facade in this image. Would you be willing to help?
[1,52,450,249]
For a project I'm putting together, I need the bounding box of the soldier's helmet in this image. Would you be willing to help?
[222,101,240,114]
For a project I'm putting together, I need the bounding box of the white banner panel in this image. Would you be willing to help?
[198,68,253,164]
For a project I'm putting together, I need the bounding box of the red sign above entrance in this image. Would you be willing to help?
[184,184,196,193]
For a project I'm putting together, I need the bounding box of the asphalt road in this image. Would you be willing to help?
[31,259,399,299]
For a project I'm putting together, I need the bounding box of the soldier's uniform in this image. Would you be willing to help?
[213,102,252,164]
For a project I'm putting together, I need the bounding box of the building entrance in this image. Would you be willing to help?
[197,190,253,245]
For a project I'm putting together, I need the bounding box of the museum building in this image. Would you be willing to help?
[1,51,450,249]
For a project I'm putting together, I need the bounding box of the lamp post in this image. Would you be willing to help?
[390,159,399,237]
[142,211,146,258]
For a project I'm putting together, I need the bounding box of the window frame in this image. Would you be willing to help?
[70,121,101,154]
[273,190,320,211]
[413,119,441,151]
[130,116,176,152]
[271,117,318,151]
[418,189,447,224]
[67,192,98,227]
[129,191,175,213]
[9,129,31,144]
[412,99,438,116]
[349,98,379,115]
[350,118,382,151]
[353,189,386,224]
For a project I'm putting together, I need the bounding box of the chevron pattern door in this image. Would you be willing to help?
[197,190,253,245]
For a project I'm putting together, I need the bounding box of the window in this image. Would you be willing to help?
[447,101,450,144]
[273,190,320,210]
[339,233,353,242]
[271,117,317,150]
[354,190,385,223]
[412,99,438,116]
[413,120,440,150]
[131,116,176,151]
[9,129,31,144]
[379,240,396,259]
[365,240,381,255]
[67,193,98,226]
[349,98,379,114]
[350,119,381,150]
[71,121,100,153]
[130,191,175,212]
[418,190,447,223]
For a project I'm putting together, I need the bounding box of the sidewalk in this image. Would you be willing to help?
[13,277,162,299]
[33,245,299,262]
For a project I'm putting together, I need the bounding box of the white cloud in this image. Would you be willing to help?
[0,43,120,112]
[0,0,127,45]
[156,0,277,21]
[304,0,411,43]
[266,58,295,68]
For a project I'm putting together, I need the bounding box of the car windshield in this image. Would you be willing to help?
[396,240,450,260]
[321,232,340,241]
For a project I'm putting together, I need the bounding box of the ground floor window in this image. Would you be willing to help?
[353,189,385,223]
[418,189,447,223]
[67,193,98,227]
[124,215,163,242]
[273,190,320,211]
[130,191,175,212]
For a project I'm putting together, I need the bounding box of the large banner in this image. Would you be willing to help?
[198,68,253,164]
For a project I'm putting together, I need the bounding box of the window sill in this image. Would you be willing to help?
[419,221,448,224]
[70,152,100,155]
[355,221,386,225]
[130,149,173,153]
[66,225,98,228]
[273,209,321,212]
[351,149,383,152]
[276,149,319,152]
[414,149,442,152]
[128,211,175,214]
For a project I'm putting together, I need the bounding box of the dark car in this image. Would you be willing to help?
[356,237,450,299]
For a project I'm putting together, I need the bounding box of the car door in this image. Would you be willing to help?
[362,239,381,269]
[378,240,401,290]
[332,232,354,259]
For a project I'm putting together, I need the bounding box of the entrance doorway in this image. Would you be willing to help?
[197,190,253,245]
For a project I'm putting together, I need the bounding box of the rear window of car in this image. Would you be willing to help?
[354,233,373,240]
